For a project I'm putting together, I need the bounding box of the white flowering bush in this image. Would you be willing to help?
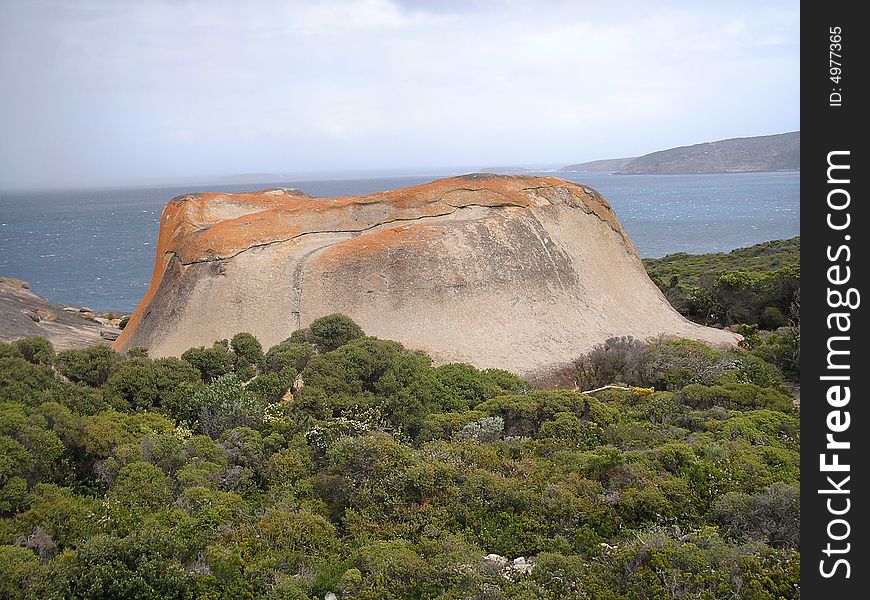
[461,415,504,443]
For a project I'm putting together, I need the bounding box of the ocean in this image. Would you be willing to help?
[0,171,799,312]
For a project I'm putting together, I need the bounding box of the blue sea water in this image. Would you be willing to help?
[0,171,799,312]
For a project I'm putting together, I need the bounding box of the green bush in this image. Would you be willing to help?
[247,371,293,404]
[679,382,793,412]
[308,313,365,352]
[55,346,119,387]
[477,390,616,437]
[300,337,448,434]
[0,545,43,599]
[752,327,800,380]
[13,337,54,365]
[0,357,58,404]
[182,342,234,383]
[0,343,23,360]
[352,540,428,592]
[126,346,149,358]
[102,357,202,413]
[714,483,799,548]
[418,410,487,442]
[716,354,782,388]
[110,461,174,512]
[761,306,788,329]
[230,332,264,380]
[433,363,489,410]
[61,532,194,598]
[646,338,723,390]
[264,341,312,374]
[194,374,268,438]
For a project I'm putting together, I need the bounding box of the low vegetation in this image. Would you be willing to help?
[1,307,799,598]
[644,237,800,330]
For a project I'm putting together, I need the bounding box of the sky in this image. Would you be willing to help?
[0,0,799,190]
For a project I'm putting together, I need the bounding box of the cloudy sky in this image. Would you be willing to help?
[0,0,799,189]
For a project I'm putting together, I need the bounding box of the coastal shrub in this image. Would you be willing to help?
[79,410,175,461]
[193,374,268,438]
[714,483,799,547]
[308,313,365,352]
[0,299,801,600]
[110,461,174,512]
[646,338,723,390]
[0,357,58,404]
[55,346,119,387]
[300,337,450,434]
[102,357,202,413]
[38,382,107,415]
[0,545,43,599]
[247,370,293,404]
[433,363,490,410]
[539,412,603,449]
[752,326,800,380]
[12,337,54,365]
[234,357,255,382]
[716,354,782,388]
[182,342,234,382]
[264,341,312,374]
[679,382,792,412]
[736,322,762,349]
[432,364,529,409]
[476,390,616,437]
[59,532,194,598]
[571,336,650,390]
[644,238,800,328]
[287,328,309,344]
[257,506,337,554]
[0,343,22,360]
[461,415,504,442]
[351,539,428,591]
[481,368,530,394]
[418,410,487,442]
[761,306,788,329]
[230,332,264,379]
[126,346,149,358]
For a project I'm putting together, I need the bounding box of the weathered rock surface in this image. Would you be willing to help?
[0,277,115,350]
[114,175,737,373]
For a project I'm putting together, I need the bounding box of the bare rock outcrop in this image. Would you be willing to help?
[0,276,114,350]
[114,175,737,373]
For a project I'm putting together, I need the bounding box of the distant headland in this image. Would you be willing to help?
[561,131,800,174]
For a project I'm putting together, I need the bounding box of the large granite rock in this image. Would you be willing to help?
[115,175,737,373]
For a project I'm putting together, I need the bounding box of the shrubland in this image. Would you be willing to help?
[644,237,800,330]
[644,237,800,381]
[0,310,799,598]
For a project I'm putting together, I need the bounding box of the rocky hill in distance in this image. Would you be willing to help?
[559,157,636,172]
[114,174,737,374]
[560,131,799,174]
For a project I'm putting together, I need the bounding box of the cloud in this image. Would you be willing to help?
[0,0,799,188]
[723,18,747,35]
